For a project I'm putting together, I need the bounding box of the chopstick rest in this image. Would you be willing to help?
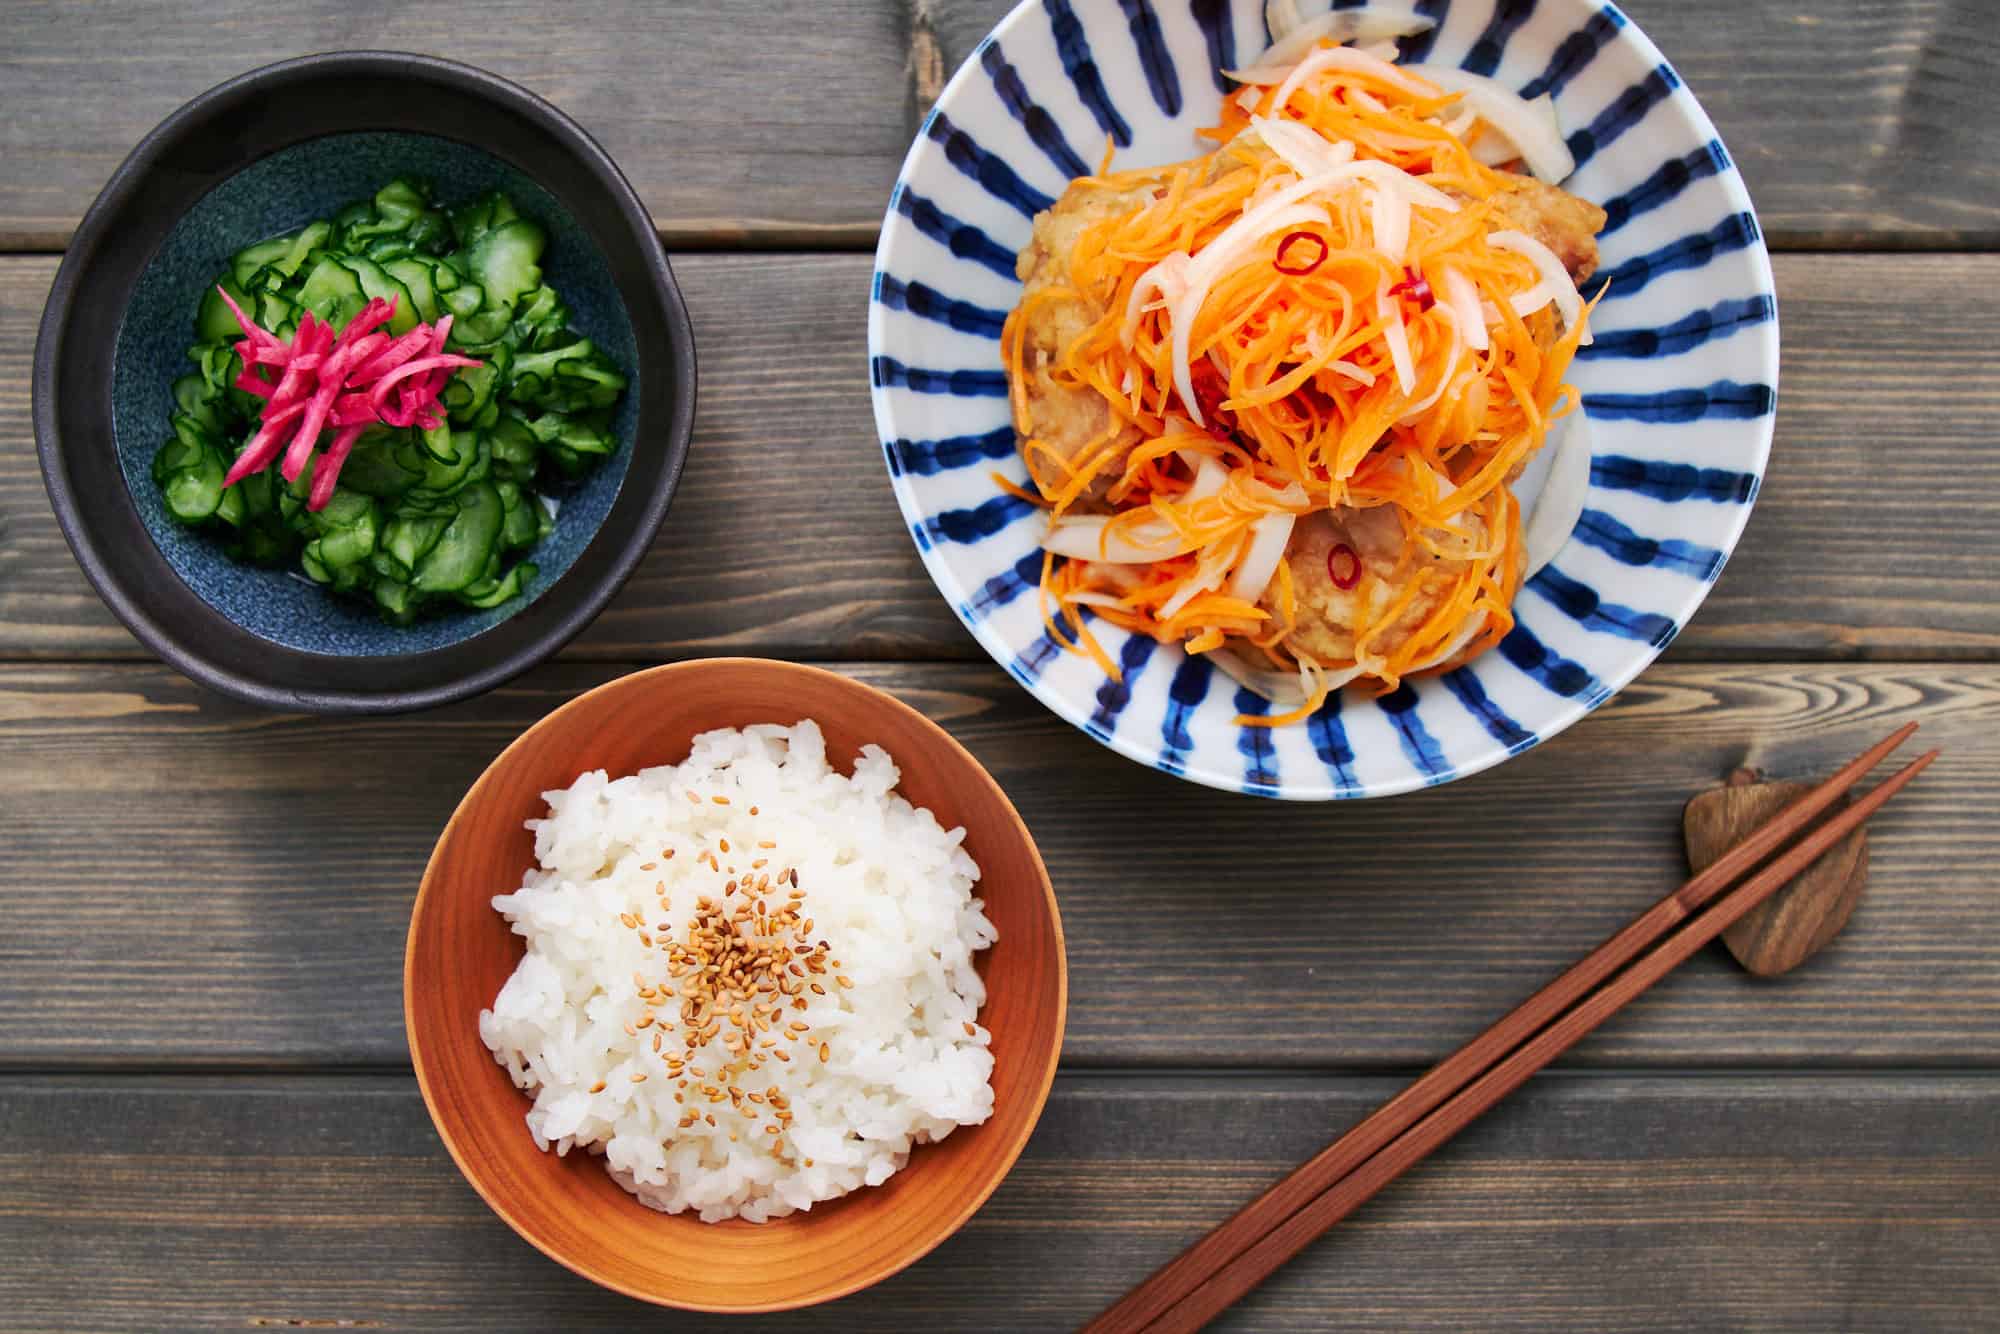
[1685,768,1869,976]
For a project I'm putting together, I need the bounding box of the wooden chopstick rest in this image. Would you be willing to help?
[1684,767,1868,976]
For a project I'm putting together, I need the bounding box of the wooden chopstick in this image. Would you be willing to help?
[1088,725,1933,1334]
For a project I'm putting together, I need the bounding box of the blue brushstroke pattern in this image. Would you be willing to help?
[1462,0,1536,76]
[1571,509,1724,578]
[1233,690,1280,794]
[1118,1,1182,115]
[892,186,1018,281]
[1520,7,1626,100]
[1599,142,1728,235]
[965,550,1046,619]
[1442,668,1536,752]
[872,356,1010,397]
[1307,691,1359,794]
[919,494,1038,546]
[885,425,1016,478]
[1189,0,1236,93]
[1567,65,1679,170]
[1577,295,1773,361]
[1088,634,1158,741]
[1593,213,1759,300]
[1499,624,1608,704]
[1376,683,1449,781]
[1008,632,1066,687]
[1582,380,1775,424]
[1396,0,1451,63]
[980,40,1092,179]
[1158,652,1214,775]
[1044,0,1134,146]
[1590,454,1758,505]
[927,110,1056,218]
[1528,566,1679,645]
[873,274,1008,339]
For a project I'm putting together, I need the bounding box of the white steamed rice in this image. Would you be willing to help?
[479,719,997,1222]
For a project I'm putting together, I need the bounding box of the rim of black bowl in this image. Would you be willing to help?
[33,51,697,714]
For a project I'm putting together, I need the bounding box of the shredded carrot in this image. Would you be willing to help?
[997,40,1596,724]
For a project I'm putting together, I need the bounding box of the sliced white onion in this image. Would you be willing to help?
[1370,183,1410,264]
[1404,65,1575,182]
[1059,590,1129,610]
[1438,265,1489,351]
[1396,322,1462,424]
[1353,39,1401,63]
[1264,0,1306,39]
[1522,413,1591,577]
[1121,249,1193,346]
[1249,116,1357,177]
[1250,5,1437,74]
[1158,533,1246,620]
[1268,44,1439,110]
[1377,288,1416,396]
[1213,648,1370,711]
[1326,359,1376,387]
[1235,84,1266,114]
[1179,447,1231,502]
[1225,512,1297,603]
[1488,229,1588,342]
[1041,514,1185,563]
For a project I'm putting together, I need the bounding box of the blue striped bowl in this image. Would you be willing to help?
[869,0,1776,799]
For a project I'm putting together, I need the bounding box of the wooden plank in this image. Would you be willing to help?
[0,659,1991,1069]
[917,0,2000,247]
[6,252,2000,662]
[0,0,915,250]
[2,2,1996,248]
[1,1072,1994,1330]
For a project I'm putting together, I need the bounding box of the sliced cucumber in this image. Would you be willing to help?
[341,255,419,334]
[382,257,441,324]
[464,219,545,310]
[413,482,503,593]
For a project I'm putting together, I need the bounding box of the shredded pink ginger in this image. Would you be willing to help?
[217,287,482,510]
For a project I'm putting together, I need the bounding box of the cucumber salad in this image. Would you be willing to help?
[152,178,628,623]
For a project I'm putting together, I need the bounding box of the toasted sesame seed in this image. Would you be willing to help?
[964,1022,977,1037]
[630,1073,648,1083]
[588,1080,607,1094]
[818,1042,830,1063]
[810,983,826,996]
[711,795,730,806]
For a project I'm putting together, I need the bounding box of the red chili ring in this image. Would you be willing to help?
[1388,265,1436,312]
[1274,230,1328,277]
[1327,542,1362,590]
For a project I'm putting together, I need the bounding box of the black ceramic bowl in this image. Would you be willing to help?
[34,51,695,712]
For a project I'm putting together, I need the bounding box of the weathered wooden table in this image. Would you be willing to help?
[4,2,1997,1329]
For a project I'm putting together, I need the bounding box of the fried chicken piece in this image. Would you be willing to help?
[1267,505,1505,669]
[1485,173,1607,284]
[1009,175,1166,504]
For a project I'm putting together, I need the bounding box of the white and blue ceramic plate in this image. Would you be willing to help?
[869,0,1777,799]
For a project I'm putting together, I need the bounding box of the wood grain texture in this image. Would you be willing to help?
[0,0,912,250]
[920,0,2000,247]
[1686,776,1870,977]
[1,1072,1995,1331]
[0,659,1992,1070]
[7,253,2000,663]
[3,2,1996,248]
